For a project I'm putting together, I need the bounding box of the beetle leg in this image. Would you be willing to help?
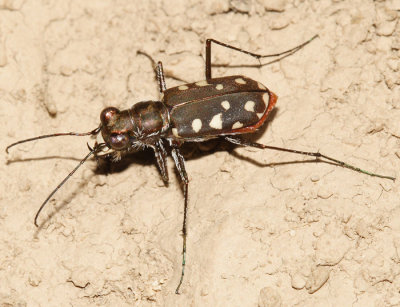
[171,146,189,294]
[153,140,169,183]
[225,136,395,180]
[156,61,167,93]
[136,51,167,93]
[205,35,318,80]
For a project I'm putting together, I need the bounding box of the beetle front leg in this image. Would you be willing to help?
[171,146,189,294]
[225,136,395,180]
[136,51,167,93]
[156,61,167,93]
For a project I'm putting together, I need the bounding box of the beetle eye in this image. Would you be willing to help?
[109,133,129,150]
[100,107,119,125]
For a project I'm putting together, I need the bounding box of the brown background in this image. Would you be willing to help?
[1,0,400,306]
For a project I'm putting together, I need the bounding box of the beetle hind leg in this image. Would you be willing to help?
[225,136,395,180]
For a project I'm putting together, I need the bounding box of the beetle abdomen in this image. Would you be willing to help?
[164,76,277,139]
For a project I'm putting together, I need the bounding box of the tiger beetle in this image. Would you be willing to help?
[6,34,395,294]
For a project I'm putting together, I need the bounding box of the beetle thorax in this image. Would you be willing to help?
[130,101,170,140]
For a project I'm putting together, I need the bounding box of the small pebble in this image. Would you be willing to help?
[291,272,306,290]
[310,175,320,182]
[28,273,41,287]
[317,188,333,199]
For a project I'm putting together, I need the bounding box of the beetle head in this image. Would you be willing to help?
[99,107,138,152]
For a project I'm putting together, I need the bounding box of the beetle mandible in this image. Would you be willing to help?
[6,35,395,294]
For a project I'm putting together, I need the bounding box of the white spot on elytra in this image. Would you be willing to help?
[244,100,255,112]
[263,92,270,104]
[235,78,246,84]
[221,100,230,110]
[209,113,223,129]
[192,118,202,133]
[172,128,180,137]
[179,85,189,90]
[257,82,267,90]
[216,84,223,90]
[195,80,209,87]
[257,112,263,119]
[232,122,243,129]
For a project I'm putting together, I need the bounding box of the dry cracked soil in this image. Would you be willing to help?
[1,0,400,306]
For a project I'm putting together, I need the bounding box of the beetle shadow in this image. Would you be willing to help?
[224,111,343,170]
[228,151,338,169]
[212,53,294,70]
[211,47,306,71]
[93,148,156,176]
[6,155,84,165]
[33,176,94,237]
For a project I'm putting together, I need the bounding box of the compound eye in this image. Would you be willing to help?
[109,133,129,150]
[100,107,119,124]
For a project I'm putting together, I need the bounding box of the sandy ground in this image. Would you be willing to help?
[1,0,400,306]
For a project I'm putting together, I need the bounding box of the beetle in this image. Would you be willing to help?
[5,35,395,294]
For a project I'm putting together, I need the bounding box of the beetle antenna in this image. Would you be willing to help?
[33,143,106,227]
[5,126,101,154]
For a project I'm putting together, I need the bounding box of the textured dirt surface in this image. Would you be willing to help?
[1,0,400,306]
